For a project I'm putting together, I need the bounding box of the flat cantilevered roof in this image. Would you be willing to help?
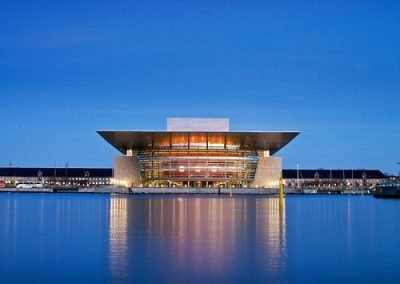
[97,131,299,155]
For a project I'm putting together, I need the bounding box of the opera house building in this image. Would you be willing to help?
[98,118,299,189]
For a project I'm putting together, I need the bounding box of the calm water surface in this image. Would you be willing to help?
[1,193,400,283]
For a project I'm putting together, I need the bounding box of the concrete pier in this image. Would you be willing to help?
[1,187,279,195]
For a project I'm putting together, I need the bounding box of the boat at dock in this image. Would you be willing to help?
[16,182,43,189]
[373,182,400,198]
[302,188,318,194]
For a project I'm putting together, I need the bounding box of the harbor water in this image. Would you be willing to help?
[1,193,400,283]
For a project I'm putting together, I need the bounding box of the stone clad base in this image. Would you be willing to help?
[251,153,282,188]
[114,156,141,187]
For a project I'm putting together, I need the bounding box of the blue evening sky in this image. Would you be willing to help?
[1,0,399,174]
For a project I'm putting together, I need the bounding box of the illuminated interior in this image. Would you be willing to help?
[137,148,258,188]
[97,121,300,188]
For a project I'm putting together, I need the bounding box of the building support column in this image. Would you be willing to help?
[250,151,282,189]
[114,153,141,187]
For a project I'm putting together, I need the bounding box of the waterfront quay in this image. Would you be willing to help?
[1,186,278,194]
[0,186,373,195]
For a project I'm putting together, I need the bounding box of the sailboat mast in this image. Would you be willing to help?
[297,163,300,189]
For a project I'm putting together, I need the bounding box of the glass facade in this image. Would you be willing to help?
[137,149,259,188]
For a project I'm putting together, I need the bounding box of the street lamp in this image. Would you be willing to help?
[37,170,43,182]
[84,171,90,187]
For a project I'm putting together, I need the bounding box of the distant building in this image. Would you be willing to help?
[98,118,299,188]
[283,169,387,189]
[0,167,112,187]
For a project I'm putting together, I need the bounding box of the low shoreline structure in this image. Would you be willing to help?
[0,187,372,195]
[1,187,279,195]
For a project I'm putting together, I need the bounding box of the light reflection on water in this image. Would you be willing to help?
[2,194,400,283]
[109,198,128,279]
[108,196,286,282]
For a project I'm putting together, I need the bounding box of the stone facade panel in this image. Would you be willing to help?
[250,152,282,189]
[114,155,141,187]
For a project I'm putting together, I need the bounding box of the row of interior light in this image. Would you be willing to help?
[177,165,245,173]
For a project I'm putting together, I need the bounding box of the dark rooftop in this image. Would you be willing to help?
[282,169,387,180]
[0,167,113,178]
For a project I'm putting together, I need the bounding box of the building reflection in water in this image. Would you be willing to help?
[109,197,128,279]
[108,196,286,279]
